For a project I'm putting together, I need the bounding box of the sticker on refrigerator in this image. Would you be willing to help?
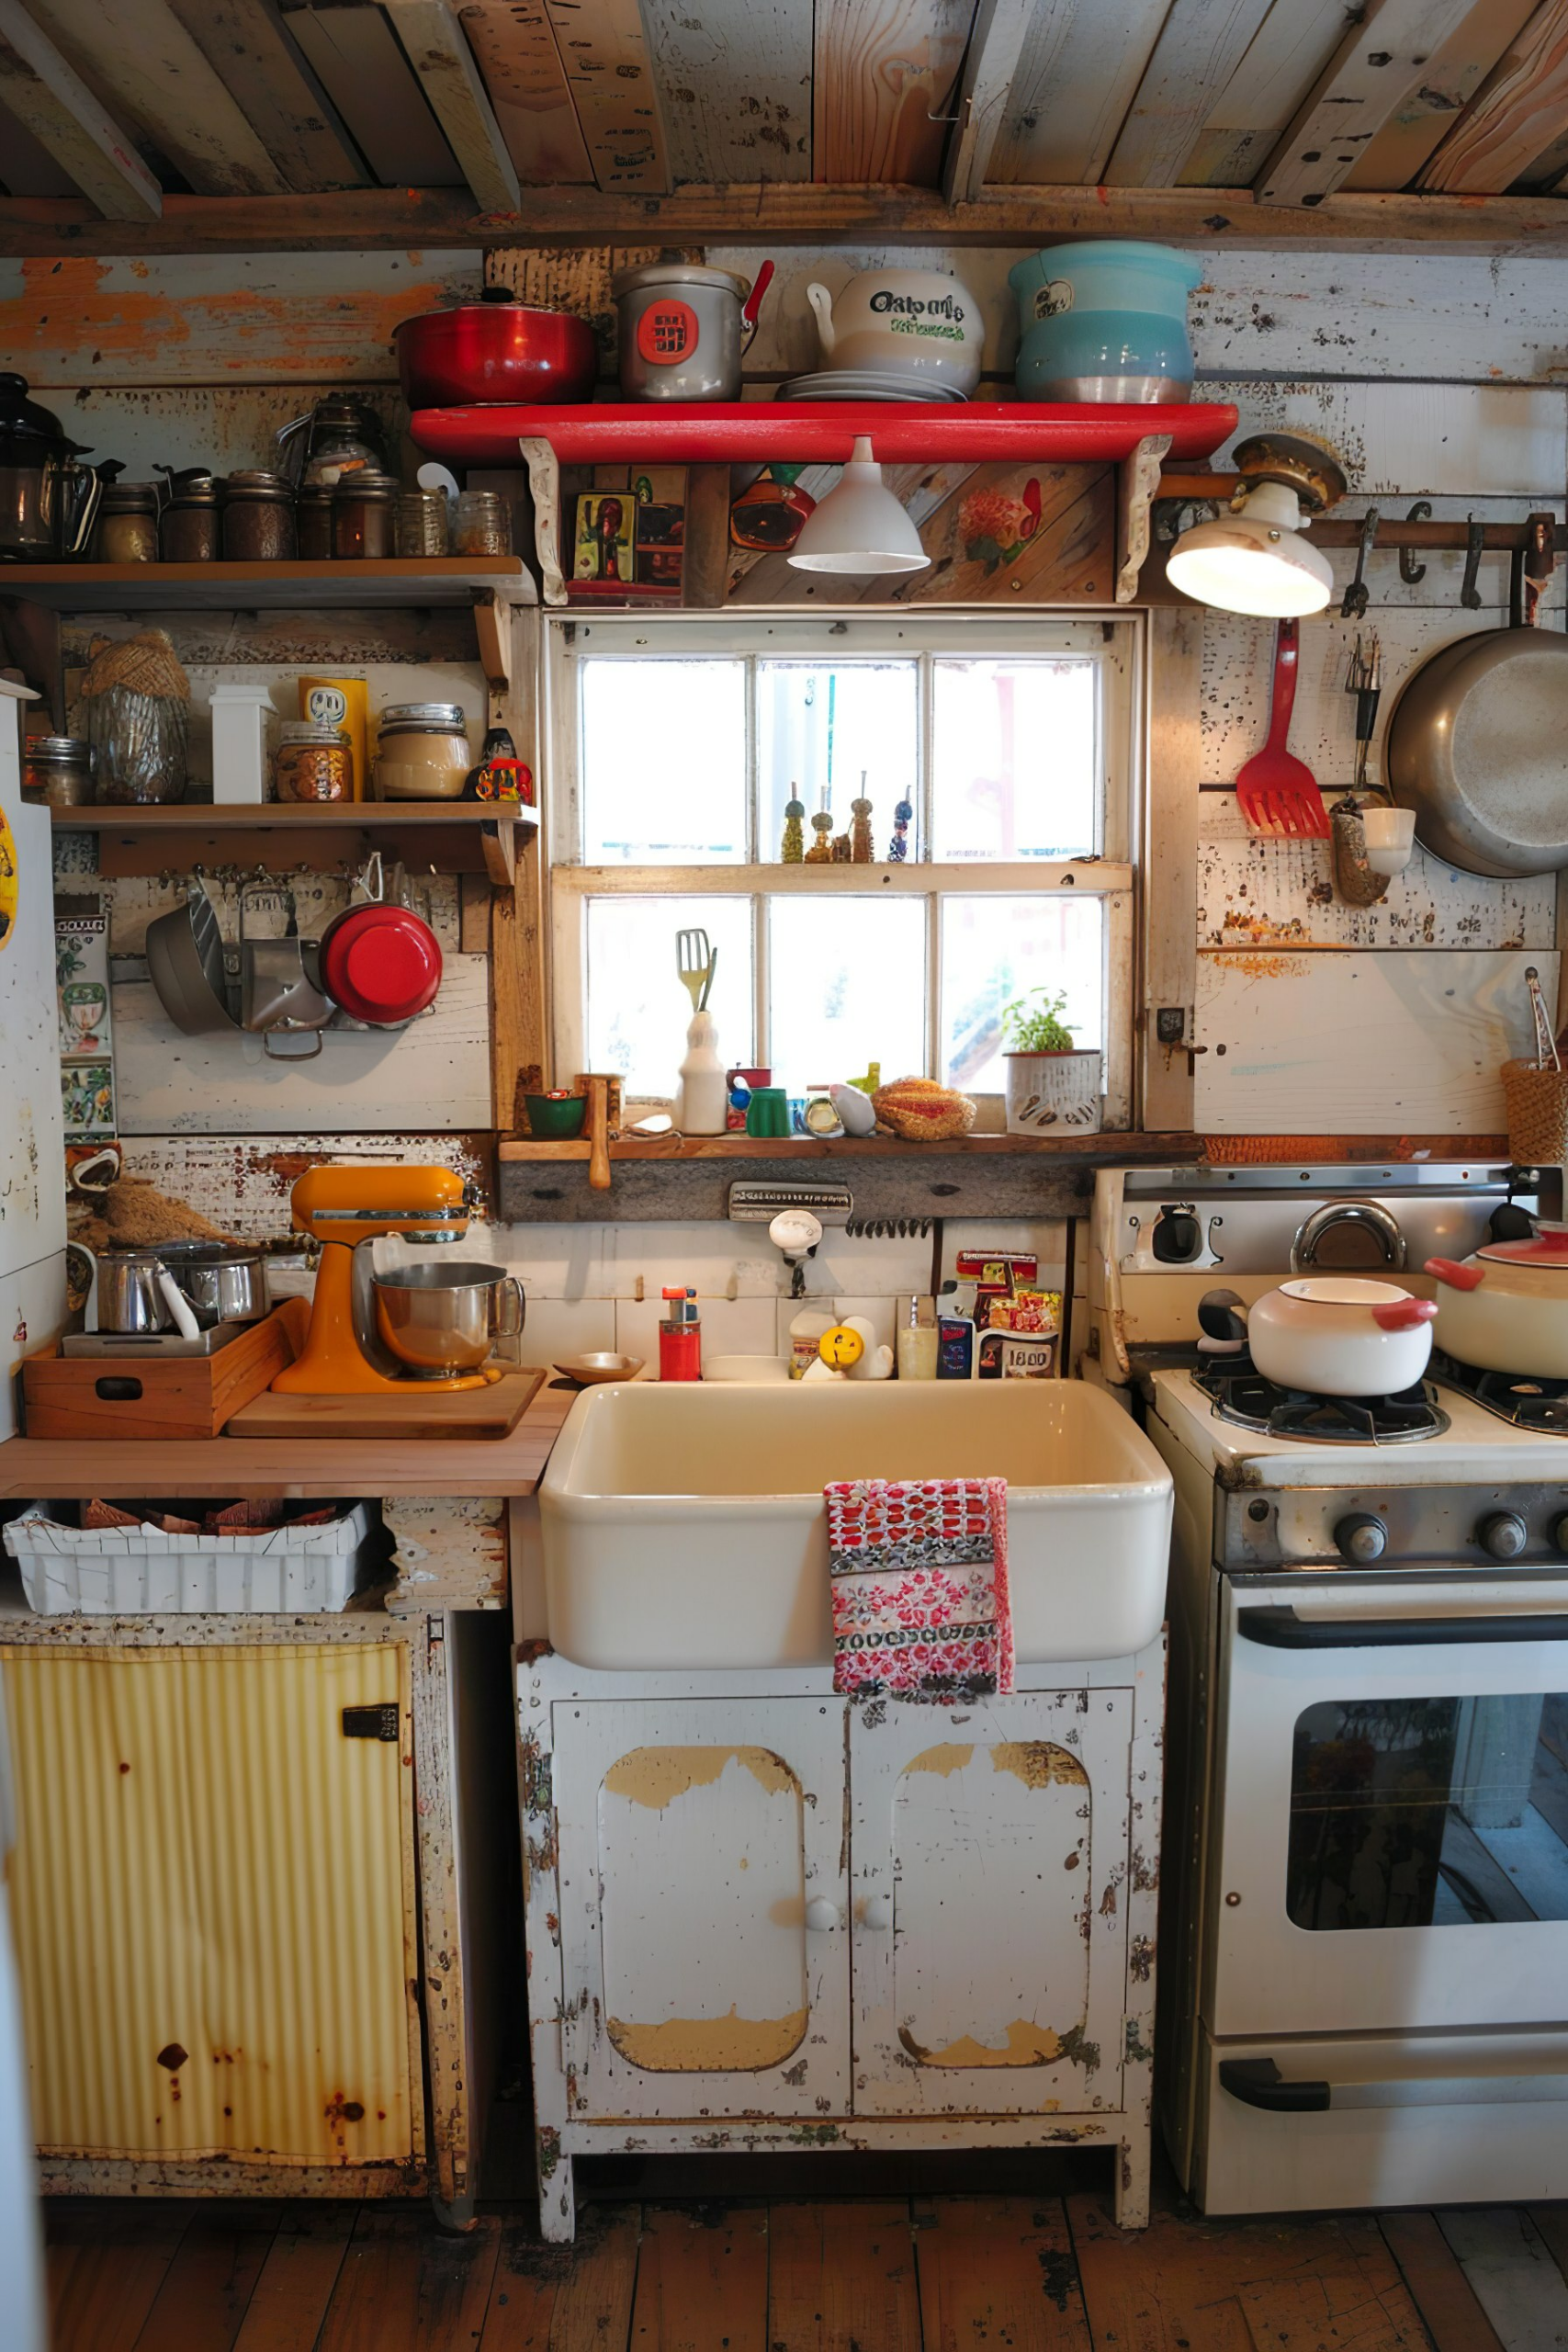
[0,809,17,951]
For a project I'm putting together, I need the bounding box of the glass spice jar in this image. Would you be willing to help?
[333,469,397,560]
[222,470,298,561]
[454,489,510,555]
[274,720,352,802]
[297,484,333,560]
[372,703,471,801]
[160,478,220,562]
[95,484,160,563]
[22,736,94,807]
[394,487,449,558]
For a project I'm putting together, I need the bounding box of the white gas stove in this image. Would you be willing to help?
[1091,1164,1568,2217]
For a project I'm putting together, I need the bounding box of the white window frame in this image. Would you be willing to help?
[544,612,1141,1128]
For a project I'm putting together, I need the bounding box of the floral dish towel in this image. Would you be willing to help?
[824,1477,1013,1702]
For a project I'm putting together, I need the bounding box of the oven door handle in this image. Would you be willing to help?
[1219,2059,1330,2112]
[1237,1605,1568,1650]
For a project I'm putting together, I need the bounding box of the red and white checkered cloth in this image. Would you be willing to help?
[824,1477,1013,1702]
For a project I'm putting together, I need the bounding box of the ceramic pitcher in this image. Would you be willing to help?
[805,268,983,394]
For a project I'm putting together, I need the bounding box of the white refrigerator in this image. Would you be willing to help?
[0,677,68,1439]
[0,677,56,2347]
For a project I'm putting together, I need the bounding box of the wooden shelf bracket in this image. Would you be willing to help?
[1117,434,1174,604]
[519,435,565,608]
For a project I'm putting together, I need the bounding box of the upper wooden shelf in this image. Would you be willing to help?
[500,1131,1199,1164]
[0,558,536,611]
[410,401,1239,469]
[54,799,536,884]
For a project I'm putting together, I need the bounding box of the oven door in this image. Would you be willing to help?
[1211,1572,1568,2037]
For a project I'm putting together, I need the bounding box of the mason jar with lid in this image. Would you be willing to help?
[297,483,333,560]
[160,476,220,562]
[333,470,398,560]
[222,470,298,561]
[372,702,471,801]
[395,487,449,557]
[22,736,94,807]
[454,489,510,555]
[96,484,160,563]
[275,720,352,803]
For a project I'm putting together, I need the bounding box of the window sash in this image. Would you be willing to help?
[552,863,1134,1127]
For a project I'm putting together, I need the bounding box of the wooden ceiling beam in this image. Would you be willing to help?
[6,179,1568,254]
[0,0,161,219]
[1104,0,1276,187]
[1258,0,1482,206]
[942,0,1037,205]
[381,0,523,214]
[161,0,368,189]
[31,0,288,196]
[1421,0,1568,191]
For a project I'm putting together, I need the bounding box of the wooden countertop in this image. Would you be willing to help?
[0,1380,575,1502]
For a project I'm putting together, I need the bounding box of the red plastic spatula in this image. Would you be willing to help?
[1234,618,1330,839]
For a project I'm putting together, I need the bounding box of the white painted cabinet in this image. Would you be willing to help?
[523,1650,1162,2241]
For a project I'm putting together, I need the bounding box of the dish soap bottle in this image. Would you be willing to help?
[897,1295,939,1381]
[677,1010,726,1135]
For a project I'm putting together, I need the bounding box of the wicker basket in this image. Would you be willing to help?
[1501,1057,1568,1164]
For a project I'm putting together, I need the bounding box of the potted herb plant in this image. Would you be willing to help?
[1000,989,1102,1135]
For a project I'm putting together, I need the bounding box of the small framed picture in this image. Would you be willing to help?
[574,492,636,584]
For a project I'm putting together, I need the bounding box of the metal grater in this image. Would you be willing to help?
[726,1181,853,1226]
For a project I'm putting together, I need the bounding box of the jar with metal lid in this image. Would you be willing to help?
[275,720,352,803]
[21,736,94,807]
[160,475,220,562]
[222,470,298,561]
[454,489,510,555]
[395,487,449,557]
[95,483,160,563]
[297,483,333,560]
[333,469,397,560]
[373,702,471,801]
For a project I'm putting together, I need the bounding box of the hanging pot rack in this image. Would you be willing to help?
[1157,478,1563,560]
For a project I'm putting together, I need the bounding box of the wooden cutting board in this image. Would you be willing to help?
[226,1365,547,1442]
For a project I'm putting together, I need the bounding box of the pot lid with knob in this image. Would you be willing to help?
[0,372,92,455]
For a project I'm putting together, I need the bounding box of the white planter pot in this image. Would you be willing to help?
[1005,1049,1102,1135]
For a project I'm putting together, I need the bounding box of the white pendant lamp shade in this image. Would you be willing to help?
[787,436,930,575]
[1167,479,1334,617]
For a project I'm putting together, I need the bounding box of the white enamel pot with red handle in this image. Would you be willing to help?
[1247,1277,1438,1397]
[1426,1230,1568,1377]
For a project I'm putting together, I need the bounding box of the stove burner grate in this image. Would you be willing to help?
[1194,1353,1450,1443]
[1432,1351,1568,1431]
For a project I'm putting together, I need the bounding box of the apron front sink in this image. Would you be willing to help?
[539,1380,1173,1669]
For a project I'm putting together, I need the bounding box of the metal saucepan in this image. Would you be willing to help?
[84,1243,268,1335]
[1237,1277,1437,1397]
[1427,1229,1568,1376]
[394,289,598,409]
[371,1261,525,1378]
[1386,624,1568,879]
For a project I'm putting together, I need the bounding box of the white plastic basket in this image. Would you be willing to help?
[3,1501,376,1615]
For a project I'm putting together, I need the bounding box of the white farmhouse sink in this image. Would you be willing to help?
[540,1381,1173,1669]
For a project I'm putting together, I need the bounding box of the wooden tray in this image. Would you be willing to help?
[22,1297,308,1442]
[225,1365,546,1442]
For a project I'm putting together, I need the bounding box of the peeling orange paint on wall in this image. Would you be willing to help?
[608,2006,807,2071]
[1217,950,1314,982]
[602,1745,796,1811]
[902,1743,975,1779]
[898,2018,1065,2069]
[991,1742,1089,1791]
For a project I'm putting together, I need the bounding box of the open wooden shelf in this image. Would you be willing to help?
[501,1131,1199,1163]
[412,400,1239,469]
[0,558,536,610]
[54,798,536,884]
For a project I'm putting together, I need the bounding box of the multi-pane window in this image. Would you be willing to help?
[548,615,1137,1122]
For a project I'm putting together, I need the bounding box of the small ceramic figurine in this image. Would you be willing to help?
[888,797,912,862]
[851,780,874,864]
[805,808,834,863]
[831,831,852,862]
[781,792,805,863]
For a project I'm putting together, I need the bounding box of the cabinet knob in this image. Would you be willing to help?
[805,1897,842,1933]
[861,1894,892,1932]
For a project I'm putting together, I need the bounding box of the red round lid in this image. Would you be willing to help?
[1476,1227,1568,1266]
[321,903,441,1024]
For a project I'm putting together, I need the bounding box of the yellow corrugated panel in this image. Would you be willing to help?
[0,1643,415,2167]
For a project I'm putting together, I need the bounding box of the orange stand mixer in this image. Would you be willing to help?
[272,1164,522,1395]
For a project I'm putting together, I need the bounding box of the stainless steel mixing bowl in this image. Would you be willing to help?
[371,1261,525,1377]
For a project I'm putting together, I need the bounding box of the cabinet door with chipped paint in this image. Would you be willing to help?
[851,1688,1132,2117]
[555,1697,849,2120]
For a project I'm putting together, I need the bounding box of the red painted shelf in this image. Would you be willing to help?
[410,400,1238,469]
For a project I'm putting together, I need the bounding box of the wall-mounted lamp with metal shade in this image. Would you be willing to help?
[787,436,931,576]
[1167,433,1347,617]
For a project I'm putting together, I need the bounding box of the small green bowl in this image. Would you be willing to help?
[525,1091,587,1140]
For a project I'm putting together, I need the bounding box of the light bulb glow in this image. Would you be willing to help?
[1167,479,1334,616]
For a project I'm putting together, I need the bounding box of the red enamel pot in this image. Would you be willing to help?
[394,290,598,409]
[318,901,442,1027]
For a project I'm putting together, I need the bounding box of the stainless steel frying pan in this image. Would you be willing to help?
[1385,623,1568,878]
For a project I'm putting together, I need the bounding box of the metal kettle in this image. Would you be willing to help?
[0,373,103,560]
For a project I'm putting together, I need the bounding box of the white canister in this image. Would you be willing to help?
[806,269,983,394]
[1005,1049,1102,1135]
[209,682,273,805]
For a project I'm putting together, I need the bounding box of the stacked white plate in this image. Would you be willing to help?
[778,368,968,403]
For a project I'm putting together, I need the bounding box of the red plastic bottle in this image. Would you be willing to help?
[658,1317,702,1381]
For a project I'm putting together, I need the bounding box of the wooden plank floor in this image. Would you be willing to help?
[42,2186,1568,2352]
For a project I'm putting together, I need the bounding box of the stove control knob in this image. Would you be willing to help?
[1335,1513,1388,1564]
[1479,1510,1529,1560]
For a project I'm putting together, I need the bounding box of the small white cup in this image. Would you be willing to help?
[1360,804,1416,876]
